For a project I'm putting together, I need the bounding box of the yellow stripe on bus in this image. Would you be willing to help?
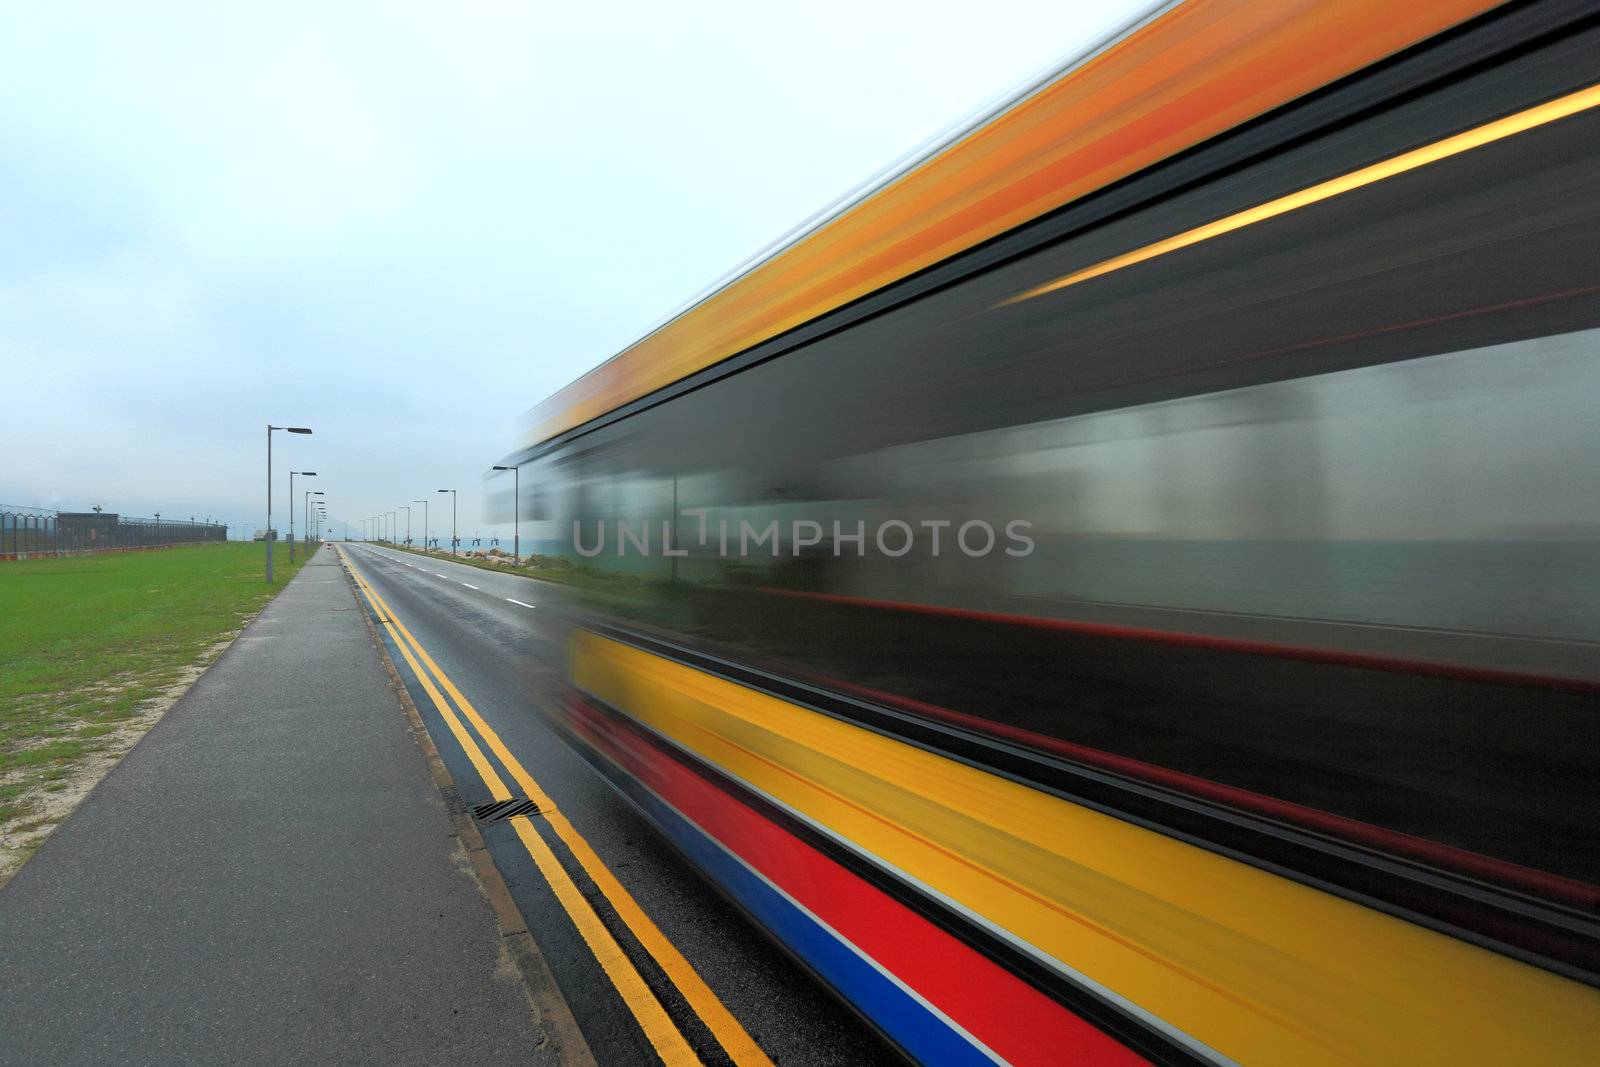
[571,630,1600,1066]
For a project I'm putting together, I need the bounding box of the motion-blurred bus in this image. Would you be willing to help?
[503,1,1600,1061]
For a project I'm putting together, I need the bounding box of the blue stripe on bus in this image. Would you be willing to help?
[598,748,994,1067]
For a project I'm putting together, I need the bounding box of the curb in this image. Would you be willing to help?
[337,550,597,1066]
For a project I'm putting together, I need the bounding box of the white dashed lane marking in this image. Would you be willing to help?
[368,547,531,608]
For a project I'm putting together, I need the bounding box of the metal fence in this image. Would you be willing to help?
[1,506,228,557]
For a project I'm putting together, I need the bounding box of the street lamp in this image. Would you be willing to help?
[305,490,324,551]
[266,425,312,582]
[414,499,428,555]
[438,489,456,557]
[492,464,520,561]
[288,471,316,563]
[400,505,412,547]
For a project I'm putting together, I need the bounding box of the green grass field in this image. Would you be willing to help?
[0,541,318,828]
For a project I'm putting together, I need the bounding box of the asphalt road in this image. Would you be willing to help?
[337,543,894,1066]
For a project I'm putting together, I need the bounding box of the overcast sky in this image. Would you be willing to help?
[2,0,1147,542]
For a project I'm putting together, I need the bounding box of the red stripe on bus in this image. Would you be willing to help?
[566,693,1149,1067]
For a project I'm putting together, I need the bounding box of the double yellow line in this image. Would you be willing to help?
[337,546,771,1067]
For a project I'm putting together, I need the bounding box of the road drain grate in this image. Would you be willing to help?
[473,798,540,822]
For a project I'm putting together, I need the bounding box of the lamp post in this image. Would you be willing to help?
[305,490,323,552]
[400,505,412,547]
[438,489,456,557]
[266,425,312,581]
[492,464,519,561]
[390,510,397,546]
[414,499,428,554]
[288,471,317,563]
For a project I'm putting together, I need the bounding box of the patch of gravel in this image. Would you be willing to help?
[0,633,239,887]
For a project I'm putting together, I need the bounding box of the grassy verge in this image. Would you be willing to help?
[0,541,318,874]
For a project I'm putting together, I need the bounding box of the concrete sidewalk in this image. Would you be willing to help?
[0,546,559,1065]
